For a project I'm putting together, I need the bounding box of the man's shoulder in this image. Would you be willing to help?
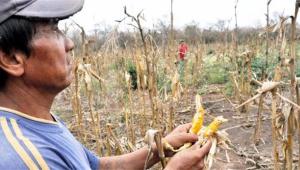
[0,116,37,169]
[0,108,95,170]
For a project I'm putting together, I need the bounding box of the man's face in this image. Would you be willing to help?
[23,21,74,93]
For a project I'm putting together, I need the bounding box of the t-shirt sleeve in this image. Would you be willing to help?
[82,146,100,170]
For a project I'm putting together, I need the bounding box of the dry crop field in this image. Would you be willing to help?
[50,1,300,169]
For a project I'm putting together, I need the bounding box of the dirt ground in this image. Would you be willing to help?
[52,84,298,170]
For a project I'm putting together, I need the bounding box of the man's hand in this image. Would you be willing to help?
[164,123,198,150]
[164,141,212,170]
[99,123,208,170]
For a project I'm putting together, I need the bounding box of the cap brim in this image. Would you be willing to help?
[15,0,84,20]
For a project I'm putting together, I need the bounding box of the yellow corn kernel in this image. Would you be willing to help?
[204,116,227,137]
[189,106,205,134]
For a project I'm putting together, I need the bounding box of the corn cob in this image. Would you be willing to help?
[173,95,205,151]
[204,116,228,138]
[163,95,205,152]
[189,95,205,135]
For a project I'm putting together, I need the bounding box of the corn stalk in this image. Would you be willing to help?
[253,93,265,144]
[234,0,239,69]
[72,62,83,141]
[125,72,135,144]
[134,53,147,135]
[291,1,300,169]
[106,124,125,155]
[262,0,272,80]
[79,64,102,155]
[124,7,158,126]
[170,0,174,47]
[271,89,280,170]
[283,1,300,169]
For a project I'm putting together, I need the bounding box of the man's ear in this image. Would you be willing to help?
[0,50,25,77]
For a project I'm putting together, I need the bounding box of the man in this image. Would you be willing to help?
[178,40,188,61]
[177,40,188,83]
[0,0,211,169]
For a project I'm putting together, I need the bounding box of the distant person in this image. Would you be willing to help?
[177,39,188,83]
[0,0,210,169]
[178,40,188,60]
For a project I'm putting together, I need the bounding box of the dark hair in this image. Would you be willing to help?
[0,16,37,89]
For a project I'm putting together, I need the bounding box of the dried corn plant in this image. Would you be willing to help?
[123,7,159,127]
[124,71,135,144]
[68,22,109,156]
[290,1,300,169]
[134,53,148,135]
[237,79,300,169]
[262,0,272,80]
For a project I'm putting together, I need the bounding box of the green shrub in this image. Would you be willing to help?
[251,53,279,79]
[157,69,171,93]
[192,55,230,92]
[206,65,228,84]
[251,54,264,78]
[126,60,138,90]
[224,81,233,96]
[202,60,229,84]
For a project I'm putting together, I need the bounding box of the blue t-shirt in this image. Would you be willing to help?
[0,107,99,170]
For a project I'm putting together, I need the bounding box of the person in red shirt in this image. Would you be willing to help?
[178,40,188,60]
[177,40,188,83]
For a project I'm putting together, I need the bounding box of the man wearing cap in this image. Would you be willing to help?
[0,0,210,169]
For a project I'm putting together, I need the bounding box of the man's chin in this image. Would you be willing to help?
[63,77,73,89]
[54,77,73,93]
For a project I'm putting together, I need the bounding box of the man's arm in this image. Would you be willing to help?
[99,141,211,170]
[99,146,159,170]
[98,124,203,170]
